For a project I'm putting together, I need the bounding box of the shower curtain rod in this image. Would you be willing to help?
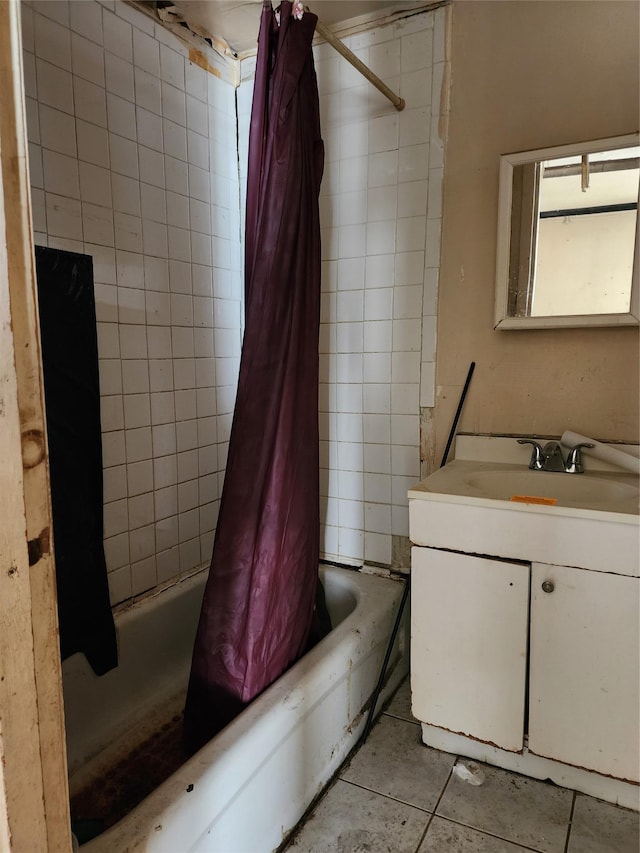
[311,14,406,111]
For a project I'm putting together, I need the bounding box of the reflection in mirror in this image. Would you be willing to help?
[495,135,640,329]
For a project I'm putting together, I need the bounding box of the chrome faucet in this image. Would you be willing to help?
[517,439,594,473]
[564,442,595,474]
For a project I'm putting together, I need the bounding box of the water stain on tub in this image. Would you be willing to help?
[70,709,188,833]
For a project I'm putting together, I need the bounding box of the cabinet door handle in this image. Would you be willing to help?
[541,580,555,594]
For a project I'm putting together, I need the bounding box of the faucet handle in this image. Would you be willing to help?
[517,439,545,470]
[564,442,594,474]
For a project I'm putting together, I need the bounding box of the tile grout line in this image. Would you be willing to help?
[411,754,455,852]
[418,812,558,853]
[411,743,559,853]
[563,791,577,853]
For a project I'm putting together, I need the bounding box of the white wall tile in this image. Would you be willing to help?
[143,258,169,294]
[103,9,132,62]
[104,497,128,537]
[162,81,186,125]
[391,382,420,416]
[364,442,391,474]
[364,472,391,505]
[107,93,136,139]
[133,27,160,76]
[45,192,82,239]
[136,107,163,152]
[70,1,103,43]
[398,143,429,183]
[42,149,79,197]
[130,520,155,561]
[100,394,124,431]
[105,52,134,101]
[142,219,168,258]
[30,176,46,217]
[131,556,157,595]
[363,352,391,383]
[364,288,392,322]
[125,425,152,461]
[134,66,162,115]
[368,114,399,154]
[104,532,129,571]
[147,327,172,361]
[160,43,184,89]
[39,104,76,156]
[107,132,137,177]
[34,11,71,71]
[401,30,432,73]
[399,107,430,148]
[392,318,422,352]
[420,361,436,407]
[368,150,398,187]
[111,172,139,215]
[71,33,105,86]
[122,359,149,393]
[363,320,392,353]
[399,67,432,109]
[367,186,397,223]
[82,202,114,246]
[123,393,151,429]
[393,284,423,319]
[21,4,35,52]
[155,513,178,555]
[103,463,127,502]
[102,430,126,467]
[366,220,396,256]
[364,531,391,565]
[139,146,165,188]
[79,162,112,208]
[29,3,439,594]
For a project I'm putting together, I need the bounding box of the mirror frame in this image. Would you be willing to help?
[494,134,640,330]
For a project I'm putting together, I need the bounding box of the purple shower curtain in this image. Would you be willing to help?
[183,0,324,752]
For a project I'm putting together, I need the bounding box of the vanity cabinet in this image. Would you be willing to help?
[411,548,640,784]
[529,563,639,782]
[411,548,529,752]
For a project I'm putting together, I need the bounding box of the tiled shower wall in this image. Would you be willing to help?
[239,8,445,568]
[23,0,444,608]
[22,0,242,605]
[316,10,445,568]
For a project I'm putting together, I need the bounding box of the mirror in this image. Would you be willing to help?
[494,134,639,329]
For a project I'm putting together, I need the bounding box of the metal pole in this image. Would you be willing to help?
[313,18,405,112]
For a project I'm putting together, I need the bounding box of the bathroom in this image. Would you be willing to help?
[0,0,638,850]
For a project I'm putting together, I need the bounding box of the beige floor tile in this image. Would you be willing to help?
[436,762,572,853]
[286,779,430,853]
[567,793,640,853]
[384,675,414,722]
[340,715,455,811]
[419,816,540,852]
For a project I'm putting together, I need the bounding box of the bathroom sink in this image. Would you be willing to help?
[464,469,639,507]
[408,436,640,576]
[411,460,640,515]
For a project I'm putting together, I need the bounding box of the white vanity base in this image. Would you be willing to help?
[421,723,639,811]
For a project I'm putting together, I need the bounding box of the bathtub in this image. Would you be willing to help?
[63,563,410,852]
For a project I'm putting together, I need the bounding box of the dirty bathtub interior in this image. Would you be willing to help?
[63,563,409,851]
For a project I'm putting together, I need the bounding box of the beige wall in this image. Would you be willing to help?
[433,0,640,462]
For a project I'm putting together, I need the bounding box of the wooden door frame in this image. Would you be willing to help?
[0,0,71,849]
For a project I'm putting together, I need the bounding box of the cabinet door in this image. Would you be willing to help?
[411,547,530,752]
[529,563,639,782]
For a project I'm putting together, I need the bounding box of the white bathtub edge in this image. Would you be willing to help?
[81,567,408,853]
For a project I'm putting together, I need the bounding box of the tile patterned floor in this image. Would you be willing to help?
[283,678,640,853]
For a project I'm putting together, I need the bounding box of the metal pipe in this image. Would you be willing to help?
[313,17,405,112]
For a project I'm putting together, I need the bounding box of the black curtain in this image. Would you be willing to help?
[35,246,117,676]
